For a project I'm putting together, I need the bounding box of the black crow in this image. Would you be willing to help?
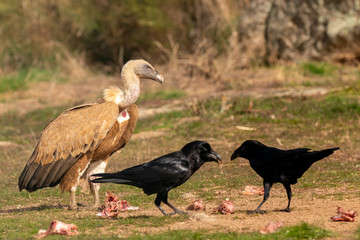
[91,141,222,216]
[231,140,339,214]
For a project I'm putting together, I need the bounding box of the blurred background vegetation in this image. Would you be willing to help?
[0,0,359,93]
[0,0,246,71]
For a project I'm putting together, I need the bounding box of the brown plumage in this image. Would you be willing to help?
[18,59,164,209]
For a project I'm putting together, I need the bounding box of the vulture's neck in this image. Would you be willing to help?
[104,64,140,108]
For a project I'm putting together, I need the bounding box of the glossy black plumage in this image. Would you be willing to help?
[231,140,339,213]
[91,141,222,215]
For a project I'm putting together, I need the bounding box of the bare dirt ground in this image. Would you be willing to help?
[86,186,359,239]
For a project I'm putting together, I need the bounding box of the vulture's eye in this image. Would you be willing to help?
[145,65,152,71]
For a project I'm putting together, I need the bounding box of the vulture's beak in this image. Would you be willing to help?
[154,71,164,84]
[209,151,222,165]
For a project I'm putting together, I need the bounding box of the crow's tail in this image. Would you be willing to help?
[90,173,131,184]
[309,147,340,163]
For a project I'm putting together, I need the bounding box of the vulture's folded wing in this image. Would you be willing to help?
[18,101,119,192]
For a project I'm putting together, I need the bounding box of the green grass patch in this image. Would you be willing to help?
[0,68,67,93]
[138,90,186,103]
[356,225,360,240]
[135,110,186,133]
[300,62,337,76]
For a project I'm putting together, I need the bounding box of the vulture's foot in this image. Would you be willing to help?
[68,205,78,210]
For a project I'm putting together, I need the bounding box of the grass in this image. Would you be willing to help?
[300,62,337,76]
[0,68,67,93]
[137,90,186,103]
[124,223,332,240]
[356,226,360,240]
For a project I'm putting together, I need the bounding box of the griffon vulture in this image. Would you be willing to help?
[18,59,164,209]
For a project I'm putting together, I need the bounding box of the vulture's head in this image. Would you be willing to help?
[104,59,164,107]
[124,59,164,84]
[231,140,267,161]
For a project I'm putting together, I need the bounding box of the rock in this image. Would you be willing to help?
[237,0,272,67]
[189,212,215,222]
[265,0,360,62]
[181,193,195,199]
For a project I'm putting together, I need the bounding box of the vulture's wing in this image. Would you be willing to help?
[18,101,119,192]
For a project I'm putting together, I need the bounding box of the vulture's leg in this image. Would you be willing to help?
[69,186,77,210]
[162,191,187,215]
[249,180,273,214]
[154,193,168,216]
[90,181,101,208]
[88,160,107,208]
[280,183,292,212]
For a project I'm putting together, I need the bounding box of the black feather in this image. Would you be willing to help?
[231,140,339,213]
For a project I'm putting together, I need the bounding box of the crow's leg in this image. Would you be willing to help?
[162,191,187,215]
[154,193,169,216]
[249,181,273,214]
[279,183,292,212]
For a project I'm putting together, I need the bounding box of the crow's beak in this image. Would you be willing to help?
[209,151,222,165]
[230,152,238,161]
[154,71,164,84]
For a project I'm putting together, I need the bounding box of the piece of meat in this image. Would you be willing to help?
[331,206,357,222]
[214,199,234,215]
[260,222,284,234]
[97,191,139,218]
[186,200,205,211]
[337,206,357,218]
[242,185,264,195]
[36,220,78,239]
[331,214,355,222]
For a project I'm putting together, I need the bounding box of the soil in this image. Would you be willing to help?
[106,187,359,238]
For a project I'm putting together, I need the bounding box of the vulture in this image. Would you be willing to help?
[18,59,164,209]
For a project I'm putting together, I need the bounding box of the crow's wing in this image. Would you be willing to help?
[92,151,191,194]
[250,148,311,179]
[121,152,190,183]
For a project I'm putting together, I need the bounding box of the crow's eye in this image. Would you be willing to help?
[201,144,211,152]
